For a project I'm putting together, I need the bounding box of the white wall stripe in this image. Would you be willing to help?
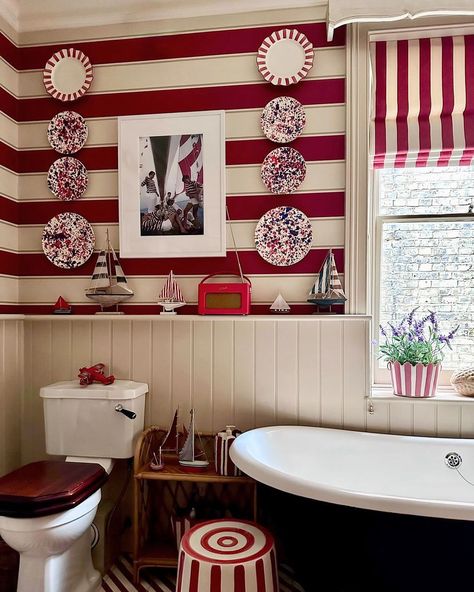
[11,161,345,200]
[17,218,344,252]
[17,274,345,307]
[17,48,345,98]
[14,105,346,149]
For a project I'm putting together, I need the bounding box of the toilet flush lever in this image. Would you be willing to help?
[115,404,136,419]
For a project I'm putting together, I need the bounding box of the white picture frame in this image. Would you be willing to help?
[118,110,226,258]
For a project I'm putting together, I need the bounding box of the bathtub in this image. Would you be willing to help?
[230,425,474,521]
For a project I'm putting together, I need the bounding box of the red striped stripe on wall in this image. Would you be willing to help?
[0,192,344,226]
[0,135,344,173]
[0,23,345,71]
[0,248,344,277]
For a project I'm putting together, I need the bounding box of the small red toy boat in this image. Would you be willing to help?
[78,363,115,386]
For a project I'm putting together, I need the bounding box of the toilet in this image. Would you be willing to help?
[0,379,148,592]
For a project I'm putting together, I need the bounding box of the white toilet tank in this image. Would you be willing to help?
[40,380,148,458]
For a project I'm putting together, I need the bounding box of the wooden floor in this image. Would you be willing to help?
[100,555,305,592]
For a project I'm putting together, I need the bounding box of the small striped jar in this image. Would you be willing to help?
[389,361,441,397]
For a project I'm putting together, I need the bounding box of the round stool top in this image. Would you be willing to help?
[181,519,274,565]
[0,461,107,518]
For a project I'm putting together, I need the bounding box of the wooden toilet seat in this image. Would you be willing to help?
[0,461,108,518]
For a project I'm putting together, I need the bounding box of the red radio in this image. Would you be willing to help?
[198,273,251,315]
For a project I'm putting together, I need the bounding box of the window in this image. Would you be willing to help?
[374,166,474,384]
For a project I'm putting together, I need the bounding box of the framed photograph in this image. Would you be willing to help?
[118,110,226,258]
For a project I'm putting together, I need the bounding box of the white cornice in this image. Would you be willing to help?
[3,0,326,34]
[0,0,18,32]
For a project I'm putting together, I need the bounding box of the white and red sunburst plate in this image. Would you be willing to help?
[43,48,93,102]
[257,28,314,86]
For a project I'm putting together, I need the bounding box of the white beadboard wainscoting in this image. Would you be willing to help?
[0,317,23,476]
[0,314,471,471]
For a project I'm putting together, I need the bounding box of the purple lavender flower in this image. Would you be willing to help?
[428,310,438,332]
[407,307,419,326]
[379,324,387,337]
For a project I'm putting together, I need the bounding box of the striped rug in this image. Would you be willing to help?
[101,555,305,592]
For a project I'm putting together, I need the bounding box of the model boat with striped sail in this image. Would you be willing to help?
[307,249,346,307]
[157,270,186,314]
[179,409,209,470]
[85,229,134,311]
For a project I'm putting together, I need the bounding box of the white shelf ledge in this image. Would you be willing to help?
[371,386,473,403]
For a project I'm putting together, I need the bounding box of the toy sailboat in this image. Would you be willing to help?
[158,270,186,315]
[53,296,72,314]
[179,409,209,470]
[307,249,346,311]
[85,229,134,314]
[270,293,291,313]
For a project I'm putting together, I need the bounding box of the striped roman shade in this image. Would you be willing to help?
[370,34,474,168]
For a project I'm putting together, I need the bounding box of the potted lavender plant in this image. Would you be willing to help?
[379,309,458,397]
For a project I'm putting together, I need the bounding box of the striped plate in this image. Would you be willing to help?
[256,29,314,86]
[43,48,93,102]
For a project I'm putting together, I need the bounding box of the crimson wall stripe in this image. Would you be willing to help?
[0,250,19,275]
[0,87,19,121]
[227,192,345,220]
[0,195,20,224]
[395,40,409,167]
[416,37,431,167]
[16,79,345,123]
[4,135,345,174]
[8,248,344,276]
[373,41,387,169]
[461,35,474,164]
[19,199,118,224]
[15,23,345,71]
[0,32,21,70]
[17,192,343,225]
[438,36,455,166]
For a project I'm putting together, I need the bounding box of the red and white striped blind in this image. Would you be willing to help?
[370,34,474,168]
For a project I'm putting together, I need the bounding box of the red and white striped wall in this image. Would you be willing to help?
[0,6,346,314]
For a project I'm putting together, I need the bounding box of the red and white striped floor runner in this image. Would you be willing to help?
[101,556,305,592]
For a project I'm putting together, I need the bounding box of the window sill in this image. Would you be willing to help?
[371,385,473,403]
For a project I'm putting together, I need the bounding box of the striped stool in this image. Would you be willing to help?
[176,519,279,592]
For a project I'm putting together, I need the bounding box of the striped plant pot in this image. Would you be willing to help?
[389,362,441,398]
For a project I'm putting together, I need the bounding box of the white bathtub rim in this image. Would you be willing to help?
[230,425,474,522]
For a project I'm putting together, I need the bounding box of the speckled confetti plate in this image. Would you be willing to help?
[47,156,89,201]
[261,147,306,194]
[42,212,95,269]
[256,29,314,86]
[43,48,93,102]
[255,206,312,266]
[261,96,306,143]
[47,111,88,154]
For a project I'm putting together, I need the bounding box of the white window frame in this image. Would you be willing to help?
[345,18,474,388]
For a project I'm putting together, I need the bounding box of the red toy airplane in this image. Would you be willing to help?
[78,363,115,386]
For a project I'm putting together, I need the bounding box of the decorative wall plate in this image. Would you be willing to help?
[257,29,314,86]
[43,48,93,102]
[255,206,312,266]
[42,212,95,269]
[261,96,306,143]
[47,157,88,201]
[47,111,88,154]
[261,147,306,194]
